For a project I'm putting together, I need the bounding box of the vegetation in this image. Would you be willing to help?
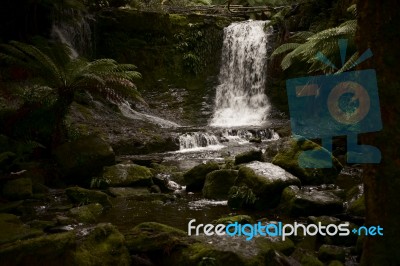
[0,41,141,147]
[271,5,357,73]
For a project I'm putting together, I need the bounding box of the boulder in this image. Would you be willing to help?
[108,187,150,197]
[102,164,153,187]
[272,138,342,185]
[212,215,254,225]
[318,245,346,262]
[68,203,103,224]
[54,136,115,186]
[233,162,301,208]
[65,187,112,208]
[235,150,263,165]
[183,161,220,192]
[153,173,182,193]
[280,186,344,216]
[2,177,32,200]
[202,169,238,200]
[347,195,365,216]
[0,213,43,245]
[0,223,130,266]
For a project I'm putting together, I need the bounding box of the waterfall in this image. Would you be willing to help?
[51,9,93,58]
[210,20,272,127]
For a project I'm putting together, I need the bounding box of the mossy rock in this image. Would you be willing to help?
[280,186,344,217]
[347,195,365,216]
[329,260,345,266]
[54,136,115,186]
[184,161,220,192]
[272,138,342,185]
[234,150,263,165]
[212,215,254,225]
[318,244,346,262]
[107,187,150,197]
[68,203,103,224]
[2,177,32,200]
[73,223,131,265]
[292,248,324,266]
[102,163,153,187]
[0,231,76,265]
[0,213,43,245]
[65,187,112,208]
[124,222,191,254]
[202,169,238,200]
[234,162,301,208]
[256,237,295,256]
[0,223,130,266]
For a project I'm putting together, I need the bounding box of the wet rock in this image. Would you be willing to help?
[54,136,115,186]
[202,169,238,200]
[272,138,342,185]
[0,223,130,266]
[318,244,346,262]
[149,184,161,193]
[184,161,220,192]
[235,149,263,165]
[2,177,32,200]
[28,220,57,231]
[152,173,182,192]
[280,186,344,216]
[212,215,254,225]
[66,187,112,208]
[234,162,301,208]
[0,213,43,245]
[292,248,324,266]
[56,215,75,226]
[102,163,153,187]
[256,237,295,256]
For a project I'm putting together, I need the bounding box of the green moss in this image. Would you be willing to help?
[169,14,189,27]
[2,177,33,200]
[184,162,220,192]
[68,203,103,224]
[202,169,237,200]
[347,195,365,216]
[318,245,346,262]
[0,213,43,245]
[212,215,254,225]
[256,237,295,256]
[234,150,263,165]
[66,187,112,208]
[73,223,130,266]
[103,164,154,187]
[301,254,324,266]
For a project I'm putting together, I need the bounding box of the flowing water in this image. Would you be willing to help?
[211,20,272,128]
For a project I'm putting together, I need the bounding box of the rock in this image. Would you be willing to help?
[108,187,150,197]
[234,150,263,165]
[102,164,153,187]
[65,187,112,208]
[149,184,161,193]
[68,203,103,223]
[234,162,301,208]
[347,195,365,216]
[125,222,191,254]
[329,260,345,266]
[0,223,130,265]
[292,248,324,266]
[202,169,238,200]
[183,161,220,192]
[318,244,346,262]
[256,237,295,256]
[0,200,24,214]
[0,151,17,172]
[0,213,43,245]
[2,177,32,200]
[280,186,344,216]
[54,136,115,186]
[153,173,182,193]
[227,185,257,209]
[212,215,254,225]
[56,215,75,226]
[272,138,342,185]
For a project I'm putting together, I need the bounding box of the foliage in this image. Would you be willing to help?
[228,185,257,205]
[0,41,142,145]
[271,5,357,73]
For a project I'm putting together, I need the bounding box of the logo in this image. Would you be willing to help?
[286,39,382,168]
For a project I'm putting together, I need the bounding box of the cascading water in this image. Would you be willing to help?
[178,132,222,151]
[210,20,272,127]
[51,9,93,58]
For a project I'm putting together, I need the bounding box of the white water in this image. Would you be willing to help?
[178,132,224,152]
[51,10,93,58]
[118,101,180,128]
[211,20,272,127]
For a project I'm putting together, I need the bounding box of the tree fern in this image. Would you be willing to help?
[0,40,142,146]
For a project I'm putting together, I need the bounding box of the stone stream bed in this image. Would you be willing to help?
[0,136,365,266]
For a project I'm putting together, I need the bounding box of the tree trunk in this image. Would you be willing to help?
[357,0,400,264]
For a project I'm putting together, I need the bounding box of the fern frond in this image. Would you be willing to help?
[271,43,301,57]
